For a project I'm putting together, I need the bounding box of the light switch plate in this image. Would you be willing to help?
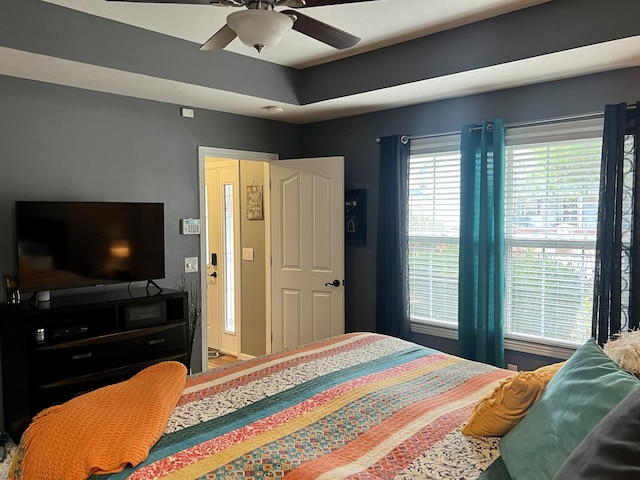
[184,256,198,273]
[242,248,254,261]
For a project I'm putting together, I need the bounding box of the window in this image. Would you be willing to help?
[408,119,625,354]
[503,121,603,345]
[222,183,236,334]
[408,136,461,325]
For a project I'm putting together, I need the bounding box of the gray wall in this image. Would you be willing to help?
[0,75,304,373]
[298,67,640,370]
[1,66,639,383]
[411,333,565,372]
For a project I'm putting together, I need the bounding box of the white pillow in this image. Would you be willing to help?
[603,330,640,375]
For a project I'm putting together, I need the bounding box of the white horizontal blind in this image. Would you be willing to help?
[504,119,604,344]
[407,119,620,349]
[408,136,461,325]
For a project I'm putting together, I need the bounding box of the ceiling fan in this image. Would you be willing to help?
[106,0,379,53]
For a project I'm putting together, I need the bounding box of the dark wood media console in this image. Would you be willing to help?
[0,287,189,440]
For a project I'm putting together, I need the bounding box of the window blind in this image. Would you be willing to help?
[503,119,603,343]
[408,136,460,324]
[407,119,621,348]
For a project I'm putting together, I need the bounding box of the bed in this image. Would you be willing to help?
[8,331,640,479]
[9,332,511,479]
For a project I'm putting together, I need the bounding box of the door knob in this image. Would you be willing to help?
[208,272,217,278]
[325,279,341,287]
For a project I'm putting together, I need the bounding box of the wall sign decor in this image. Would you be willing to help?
[345,189,366,244]
[246,182,263,220]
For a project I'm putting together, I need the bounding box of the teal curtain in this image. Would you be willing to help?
[458,120,506,367]
[376,135,411,340]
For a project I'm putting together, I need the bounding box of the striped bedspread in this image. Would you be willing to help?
[94,333,510,479]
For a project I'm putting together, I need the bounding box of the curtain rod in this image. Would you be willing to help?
[376,108,638,144]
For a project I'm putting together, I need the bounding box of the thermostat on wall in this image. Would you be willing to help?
[180,218,201,235]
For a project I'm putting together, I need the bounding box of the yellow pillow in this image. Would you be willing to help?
[461,361,565,437]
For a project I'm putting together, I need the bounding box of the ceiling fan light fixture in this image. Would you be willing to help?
[227,9,294,52]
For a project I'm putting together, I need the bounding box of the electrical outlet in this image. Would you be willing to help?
[507,363,518,372]
[184,257,198,273]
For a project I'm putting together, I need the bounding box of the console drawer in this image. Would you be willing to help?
[31,354,187,415]
[33,322,187,385]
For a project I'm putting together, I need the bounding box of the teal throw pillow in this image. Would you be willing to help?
[477,458,512,480]
[499,338,640,480]
[553,387,640,479]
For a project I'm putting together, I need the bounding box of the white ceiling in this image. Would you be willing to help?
[3,0,640,123]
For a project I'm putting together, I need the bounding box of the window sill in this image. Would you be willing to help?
[411,321,578,360]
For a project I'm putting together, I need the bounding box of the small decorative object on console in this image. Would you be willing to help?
[2,276,20,305]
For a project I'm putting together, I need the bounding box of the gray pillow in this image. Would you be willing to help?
[553,387,640,480]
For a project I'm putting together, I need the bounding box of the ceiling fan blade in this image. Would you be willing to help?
[105,0,245,4]
[276,0,306,7]
[295,0,379,6]
[106,0,214,4]
[200,24,237,50]
[282,9,359,49]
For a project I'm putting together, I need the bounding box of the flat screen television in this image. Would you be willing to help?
[15,201,165,293]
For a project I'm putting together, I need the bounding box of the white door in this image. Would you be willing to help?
[205,160,241,357]
[270,157,345,352]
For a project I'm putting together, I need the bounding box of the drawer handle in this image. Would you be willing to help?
[71,352,92,361]
[147,338,165,346]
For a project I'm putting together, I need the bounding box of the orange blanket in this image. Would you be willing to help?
[9,361,187,480]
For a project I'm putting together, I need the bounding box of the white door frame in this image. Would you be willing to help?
[197,146,278,373]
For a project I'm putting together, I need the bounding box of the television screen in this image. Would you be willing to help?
[15,201,165,293]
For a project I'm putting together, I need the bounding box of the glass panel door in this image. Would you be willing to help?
[222,183,236,334]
